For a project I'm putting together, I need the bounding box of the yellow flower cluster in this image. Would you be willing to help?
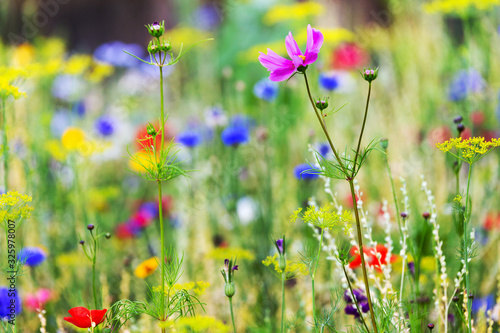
[262,253,308,276]
[0,67,27,100]
[423,0,500,15]
[263,2,324,25]
[239,28,354,63]
[436,137,500,164]
[170,281,210,296]
[0,191,33,222]
[45,127,109,161]
[292,204,352,232]
[206,247,255,261]
[64,54,92,75]
[159,315,230,332]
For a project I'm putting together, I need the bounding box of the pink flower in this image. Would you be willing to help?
[258,24,324,82]
[332,43,369,70]
[24,288,52,311]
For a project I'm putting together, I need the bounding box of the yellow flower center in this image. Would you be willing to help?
[298,55,306,61]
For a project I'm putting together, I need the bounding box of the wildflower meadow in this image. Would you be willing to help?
[1,0,500,332]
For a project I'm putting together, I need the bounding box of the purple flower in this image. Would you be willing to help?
[448,69,485,102]
[95,115,115,137]
[17,247,47,267]
[471,294,495,314]
[294,163,319,180]
[344,289,367,303]
[258,25,324,82]
[408,261,415,276]
[177,130,203,148]
[276,239,284,254]
[50,110,71,137]
[51,75,85,101]
[232,265,238,271]
[344,304,360,318]
[94,41,145,67]
[205,106,227,128]
[317,143,330,158]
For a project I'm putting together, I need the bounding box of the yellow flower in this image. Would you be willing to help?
[420,256,436,272]
[206,247,255,261]
[86,62,114,83]
[45,139,67,162]
[37,38,66,61]
[263,2,324,25]
[64,54,92,75]
[300,204,352,232]
[0,191,33,222]
[0,66,27,99]
[423,0,500,15]
[262,253,309,276]
[134,257,159,279]
[12,43,35,66]
[162,315,230,332]
[436,137,500,164]
[56,252,90,267]
[61,127,86,151]
[154,281,211,296]
[129,151,157,173]
[164,26,211,51]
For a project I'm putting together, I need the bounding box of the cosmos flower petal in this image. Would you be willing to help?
[269,65,296,82]
[305,24,324,55]
[304,52,318,66]
[258,49,293,71]
[285,32,302,59]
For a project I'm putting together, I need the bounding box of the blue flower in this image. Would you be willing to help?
[95,115,115,137]
[72,101,86,117]
[205,106,228,128]
[253,78,279,102]
[230,114,256,130]
[51,75,85,101]
[93,41,144,67]
[294,164,320,180]
[177,130,203,148]
[0,286,22,320]
[221,126,250,146]
[138,202,158,219]
[17,247,47,267]
[471,294,495,314]
[448,69,485,102]
[192,4,221,30]
[50,110,71,137]
[319,72,340,91]
[317,143,330,158]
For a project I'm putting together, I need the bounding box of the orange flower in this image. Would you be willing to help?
[134,257,159,279]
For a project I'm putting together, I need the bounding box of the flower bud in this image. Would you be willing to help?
[224,282,235,298]
[315,100,328,110]
[379,138,388,150]
[87,224,94,231]
[146,21,165,38]
[362,68,379,82]
[453,116,463,124]
[79,240,85,245]
[105,233,111,239]
[422,212,430,219]
[147,40,160,54]
[147,123,157,136]
[457,123,465,133]
[159,39,172,52]
[428,323,435,330]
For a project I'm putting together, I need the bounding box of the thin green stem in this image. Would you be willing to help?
[302,71,378,333]
[159,66,165,154]
[384,152,402,239]
[229,297,237,333]
[349,180,378,333]
[351,82,372,178]
[342,265,370,333]
[464,163,473,333]
[281,272,286,333]
[2,99,8,191]
[92,234,99,310]
[311,279,316,331]
[158,180,165,324]
[311,228,324,331]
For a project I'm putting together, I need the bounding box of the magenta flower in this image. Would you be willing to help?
[258,24,324,82]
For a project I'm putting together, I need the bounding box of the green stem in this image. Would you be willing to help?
[302,72,378,333]
[158,180,165,323]
[2,99,8,191]
[311,228,324,331]
[229,297,237,333]
[351,82,372,178]
[464,163,473,333]
[92,235,98,310]
[342,265,370,332]
[281,272,286,333]
[349,180,378,333]
[384,152,402,240]
[159,65,165,154]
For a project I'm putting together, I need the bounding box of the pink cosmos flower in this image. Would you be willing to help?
[24,288,52,311]
[258,24,324,82]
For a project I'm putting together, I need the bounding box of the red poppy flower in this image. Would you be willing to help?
[332,43,369,70]
[63,307,107,328]
[484,213,500,231]
[349,245,397,272]
[135,123,174,151]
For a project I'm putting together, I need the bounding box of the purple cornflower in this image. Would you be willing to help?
[258,25,324,82]
[0,286,22,319]
[448,69,485,102]
[276,239,284,254]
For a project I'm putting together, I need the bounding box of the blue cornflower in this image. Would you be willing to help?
[94,41,144,67]
[317,143,330,157]
[52,75,85,101]
[205,106,228,128]
[138,202,158,219]
[253,78,279,102]
[94,115,115,137]
[177,130,203,148]
[221,125,250,146]
[0,286,22,320]
[319,72,340,91]
[72,101,86,117]
[230,114,256,130]
[17,247,47,267]
[471,294,495,314]
[294,164,319,180]
[448,69,485,102]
